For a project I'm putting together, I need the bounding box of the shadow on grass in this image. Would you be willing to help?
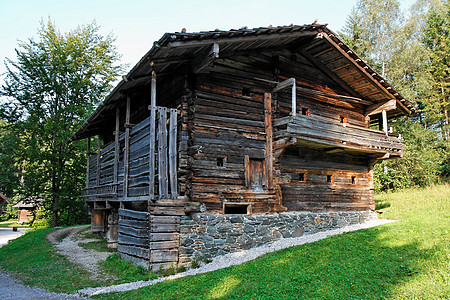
[95,222,431,300]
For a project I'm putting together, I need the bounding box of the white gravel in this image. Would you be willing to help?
[78,219,395,297]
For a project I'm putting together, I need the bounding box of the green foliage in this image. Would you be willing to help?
[31,207,52,229]
[374,118,445,191]
[0,19,124,226]
[0,120,20,197]
[0,203,18,221]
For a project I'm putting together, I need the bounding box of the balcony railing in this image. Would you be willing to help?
[274,114,404,156]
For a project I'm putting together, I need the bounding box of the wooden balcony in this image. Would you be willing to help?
[274,115,404,157]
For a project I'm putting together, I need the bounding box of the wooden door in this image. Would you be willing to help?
[245,156,265,192]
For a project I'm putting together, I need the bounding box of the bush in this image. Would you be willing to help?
[31,207,51,229]
[0,204,18,221]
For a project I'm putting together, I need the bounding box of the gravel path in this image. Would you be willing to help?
[0,271,88,300]
[0,227,88,300]
[47,225,114,281]
[78,219,395,297]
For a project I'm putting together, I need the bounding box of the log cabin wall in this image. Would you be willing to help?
[189,49,375,214]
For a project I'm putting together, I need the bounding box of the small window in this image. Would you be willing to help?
[351,176,356,184]
[224,203,249,214]
[242,87,251,97]
[327,175,333,183]
[217,156,226,167]
[340,116,347,124]
[299,173,305,182]
[301,107,310,116]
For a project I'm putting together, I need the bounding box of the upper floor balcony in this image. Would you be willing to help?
[273,114,404,158]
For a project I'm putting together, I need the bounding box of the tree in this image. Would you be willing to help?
[340,0,404,75]
[422,4,450,139]
[0,120,20,198]
[0,20,124,226]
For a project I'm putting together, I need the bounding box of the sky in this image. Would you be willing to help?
[0,0,417,85]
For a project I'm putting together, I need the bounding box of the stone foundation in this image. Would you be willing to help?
[179,211,377,264]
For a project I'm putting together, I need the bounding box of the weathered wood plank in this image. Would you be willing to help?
[123,96,131,197]
[158,107,169,198]
[149,240,179,250]
[149,216,180,224]
[151,223,180,232]
[150,250,178,263]
[118,233,148,247]
[118,225,148,238]
[118,252,148,269]
[119,218,148,229]
[264,93,273,189]
[149,233,179,242]
[118,244,149,259]
[119,208,149,220]
[149,106,156,198]
[169,108,178,198]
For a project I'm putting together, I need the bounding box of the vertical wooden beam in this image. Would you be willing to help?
[96,137,101,186]
[244,155,250,188]
[158,107,169,198]
[291,79,296,116]
[114,108,120,184]
[151,71,156,108]
[169,108,178,198]
[123,96,131,198]
[149,71,157,198]
[382,109,388,135]
[86,137,91,188]
[149,107,156,198]
[264,93,273,189]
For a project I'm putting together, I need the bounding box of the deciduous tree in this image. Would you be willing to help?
[0,20,124,226]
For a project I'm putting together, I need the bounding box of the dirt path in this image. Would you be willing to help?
[47,226,114,281]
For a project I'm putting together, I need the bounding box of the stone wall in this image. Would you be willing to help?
[179,211,377,264]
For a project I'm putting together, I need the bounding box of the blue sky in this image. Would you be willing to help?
[0,0,417,84]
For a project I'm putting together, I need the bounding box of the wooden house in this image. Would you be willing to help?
[12,197,42,224]
[71,24,414,269]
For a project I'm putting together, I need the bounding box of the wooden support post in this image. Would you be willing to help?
[264,93,273,189]
[291,79,297,116]
[86,137,91,188]
[114,108,120,184]
[382,109,388,135]
[169,109,178,198]
[149,71,157,198]
[123,96,131,198]
[96,137,101,186]
[151,71,156,108]
[244,155,250,188]
[158,107,169,198]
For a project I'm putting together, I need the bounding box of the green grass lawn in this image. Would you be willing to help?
[94,185,449,299]
[0,185,448,299]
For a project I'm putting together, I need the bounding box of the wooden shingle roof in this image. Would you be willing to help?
[71,24,414,141]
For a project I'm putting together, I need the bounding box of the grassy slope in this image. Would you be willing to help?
[95,185,449,299]
[0,228,100,292]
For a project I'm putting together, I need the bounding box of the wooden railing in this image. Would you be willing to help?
[274,114,404,156]
[82,106,178,200]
